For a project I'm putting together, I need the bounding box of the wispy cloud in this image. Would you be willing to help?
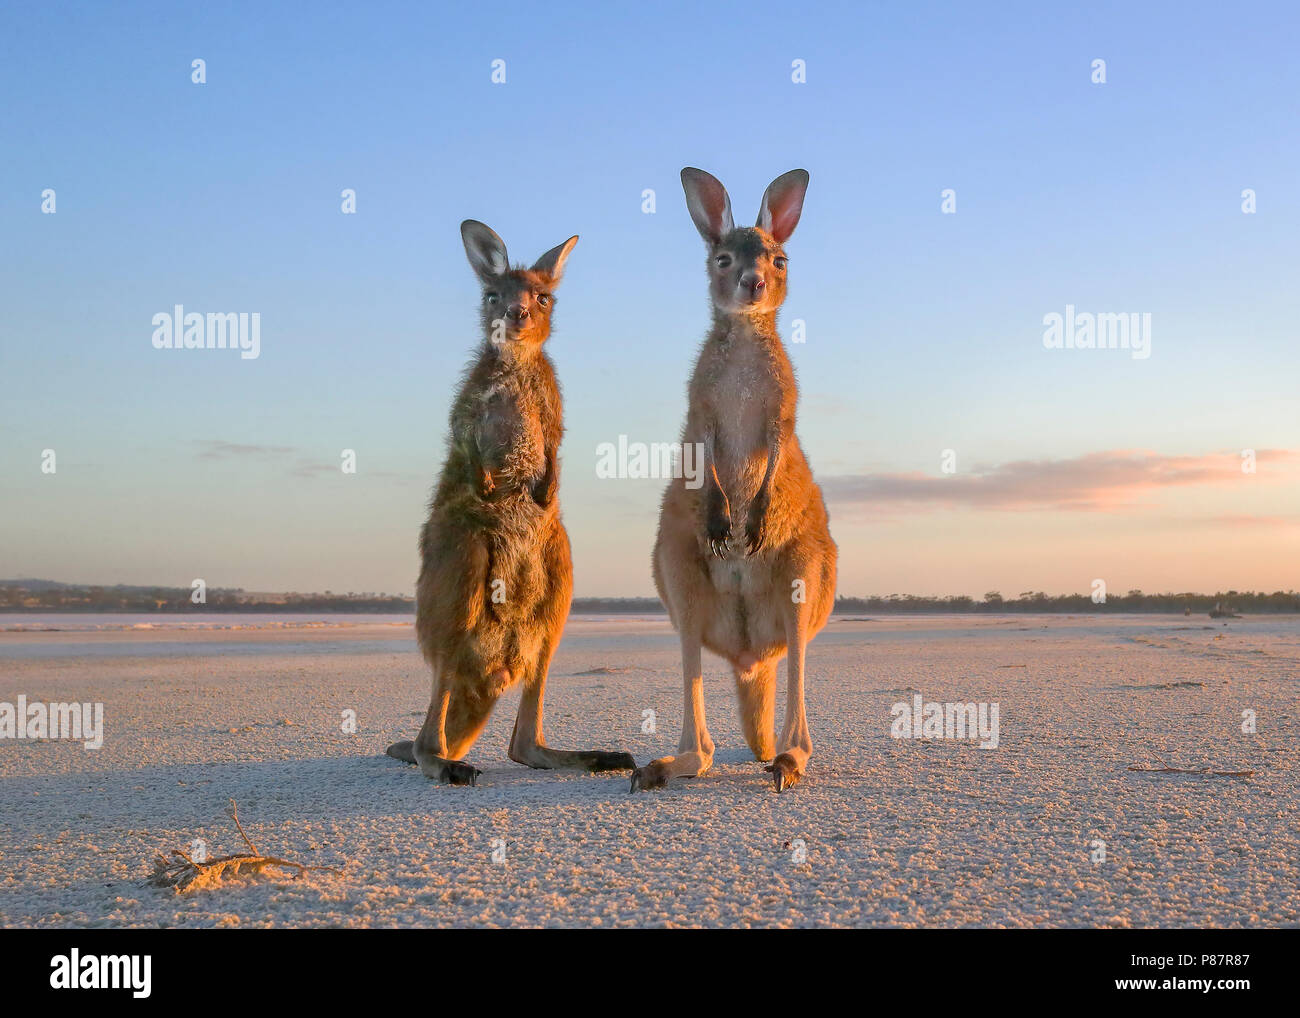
[192,440,417,483]
[822,449,1298,513]
[195,441,296,460]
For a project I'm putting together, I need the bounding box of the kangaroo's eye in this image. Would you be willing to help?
[485,293,499,304]
[537,293,551,308]
[774,257,787,270]
[715,254,732,268]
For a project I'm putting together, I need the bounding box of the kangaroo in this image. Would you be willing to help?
[634,169,837,793]
[387,220,636,784]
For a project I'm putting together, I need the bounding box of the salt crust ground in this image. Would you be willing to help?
[1,615,1296,928]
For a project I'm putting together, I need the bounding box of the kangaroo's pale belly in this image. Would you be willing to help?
[702,557,787,663]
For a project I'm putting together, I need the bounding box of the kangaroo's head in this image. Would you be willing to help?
[461,220,578,350]
[680,168,808,319]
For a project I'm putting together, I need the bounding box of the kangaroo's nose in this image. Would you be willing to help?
[507,304,530,323]
[741,274,766,299]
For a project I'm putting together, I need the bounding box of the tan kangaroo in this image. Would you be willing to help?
[634,169,837,793]
[387,220,635,784]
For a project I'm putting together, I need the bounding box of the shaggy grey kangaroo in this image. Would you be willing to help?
[387,220,635,784]
[635,169,837,793]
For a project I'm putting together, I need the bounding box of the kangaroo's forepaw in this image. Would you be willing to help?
[582,750,637,773]
[629,760,670,792]
[705,489,732,558]
[530,472,556,508]
[744,500,769,556]
[765,753,803,793]
[706,518,731,558]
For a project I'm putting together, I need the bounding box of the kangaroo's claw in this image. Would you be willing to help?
[765,753,803,793]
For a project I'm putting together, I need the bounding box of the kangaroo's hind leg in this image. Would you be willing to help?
[386,665,482,786]
[767,588,813,793]
[633,517,717,791]
[507,524,634,773]
[443,684,496,761]
[629,626,714,790]
[507,640,635,772]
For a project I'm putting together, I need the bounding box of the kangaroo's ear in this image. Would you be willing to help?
[531,235,579,285]
[461,220,509,282]
[756,169,809,243]
[681,167,734,246]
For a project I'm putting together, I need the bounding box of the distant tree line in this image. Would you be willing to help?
[3,581,1296,615]
[0,581,413,613]
[832,589,1299,614]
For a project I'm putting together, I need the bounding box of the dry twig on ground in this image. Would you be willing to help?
[150,799,342,893]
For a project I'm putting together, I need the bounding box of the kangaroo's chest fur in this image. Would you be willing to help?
[471,378,545,484]
[458,356,555,492]
[688,324,793,512]
[713,336,772,459]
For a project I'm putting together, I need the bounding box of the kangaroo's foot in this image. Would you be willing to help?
[421,755,482,785]
[574,750,637,772]
[765,751,805,793]
[629,751,712,792]
[388,740,481,785]
[629,759,669,791]
[510,743,635,772]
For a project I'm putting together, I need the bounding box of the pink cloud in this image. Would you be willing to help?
[821,449,1298,513]
[1206,514,1300,529]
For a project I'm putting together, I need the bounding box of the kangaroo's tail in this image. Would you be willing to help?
[385,740,416,764]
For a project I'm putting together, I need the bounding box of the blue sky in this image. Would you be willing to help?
[2,0,1297,597]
